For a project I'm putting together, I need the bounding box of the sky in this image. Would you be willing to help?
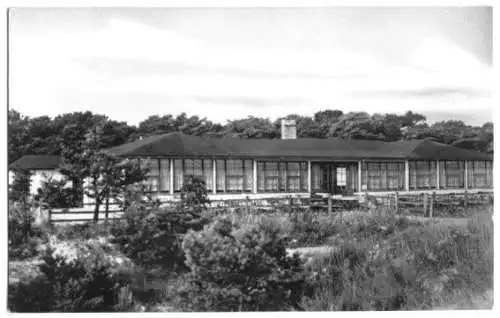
[9,7,493,126]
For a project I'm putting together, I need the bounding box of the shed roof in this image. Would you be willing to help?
[107,132,493,161]
[9,155,63,171]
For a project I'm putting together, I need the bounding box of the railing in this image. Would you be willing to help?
[46,190,493,224]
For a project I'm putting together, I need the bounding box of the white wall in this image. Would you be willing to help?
[29,169,67,195]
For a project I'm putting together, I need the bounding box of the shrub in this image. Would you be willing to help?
[8,237,135,312]
[52,222,111,241]
[110,206,210,271]
[8,168,31,203]
[34,178,79,209]
[8,201,46,259]
[180,176,210,212]
[302,210,494,311]
[179,217,306,311]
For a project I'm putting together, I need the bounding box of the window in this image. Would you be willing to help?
[243,160,253,192]
[145,159,159,191]
[287,163,301,192]
[216,159,253,193]
[336,167,347,186]
[469,160,492,189]
[311,164,322,192]
[410,161,436,190]
[300,162,308,192]
[227,159,244,192]
[174,159,184,191]
[216,160,226,192]
[159,159,170,192]
[257,161,308,193]
[174,159,214,192]
[366,163,381,190]
[204,160,213,191]
[365,161,405,191]
[442,161,464,189]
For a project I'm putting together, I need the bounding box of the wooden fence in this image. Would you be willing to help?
[364,191,494,217]
[48,191,493,224]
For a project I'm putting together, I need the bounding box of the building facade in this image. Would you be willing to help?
[106,131,493,203]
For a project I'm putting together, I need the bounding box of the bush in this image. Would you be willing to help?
[180,176,210,212]
[110,206,210,271]
[52,222,111,241]
[302,211,494,311]
[8,201,46,259]
[8,237,135,312]
[179,217,306,311]
[34,178,79,209]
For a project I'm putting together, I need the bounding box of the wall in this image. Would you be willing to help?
[29,169,67,195]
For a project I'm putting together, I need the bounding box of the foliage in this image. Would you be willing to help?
[301,209,493,310]
[179,175,211,212]
[60,122,150,222]
[179,217,306,311]
[8,108,493,168]
[8,201,44,260]
[34,177,78,208]
[8,168,31,203]
[110,204,210,271]
[8,237,135,312]
[119,183,162,212]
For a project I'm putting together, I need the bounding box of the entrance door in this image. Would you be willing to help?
[313,162,337,194]
[311,162,354,194]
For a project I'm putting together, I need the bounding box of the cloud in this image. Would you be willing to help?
[354,87,491,99]
[77,57,363,80]
[9,14,493,127]
[193,95,313,108]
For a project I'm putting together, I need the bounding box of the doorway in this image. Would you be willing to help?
[311,162,357,194]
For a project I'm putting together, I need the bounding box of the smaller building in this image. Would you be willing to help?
[8,155,66,196]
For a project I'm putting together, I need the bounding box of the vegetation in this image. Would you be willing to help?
[8,237,135,312]
[8,169,493,312]
[8,109,493,167]
[301,209,493,310]
[178,217,305,311]
[8,201,46,260]
[8,202,493,312]
[110,177,211,271]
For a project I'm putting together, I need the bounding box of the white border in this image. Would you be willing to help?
[1,2,497,318]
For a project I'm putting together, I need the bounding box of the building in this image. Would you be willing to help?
[8,155,66,197]
[106,129,493,202]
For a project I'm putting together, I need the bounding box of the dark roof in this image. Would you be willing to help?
[107,132,493,161]
[9,155,63,170]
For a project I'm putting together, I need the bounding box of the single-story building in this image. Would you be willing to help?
[106,122,493,202]
[8,155,66,197]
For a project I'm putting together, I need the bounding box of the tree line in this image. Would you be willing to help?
[8,108,493,164]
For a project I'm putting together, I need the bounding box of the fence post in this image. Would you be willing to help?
[423,193,428,217]
[328,194,332,214]
[364,191,369,209]
[464,191,468,212]
[245,196,250,214]
[430,192,435,218]
[394,192,399,214]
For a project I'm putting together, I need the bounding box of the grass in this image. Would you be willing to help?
[300,206,494,310]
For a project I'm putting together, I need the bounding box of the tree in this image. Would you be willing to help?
[79,124,149,223]
[8,110,31,163]
[221,116,279,139]
[397,111,426,128]
[9,168,31,204]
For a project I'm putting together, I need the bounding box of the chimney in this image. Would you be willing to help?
[281,119,297,140]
